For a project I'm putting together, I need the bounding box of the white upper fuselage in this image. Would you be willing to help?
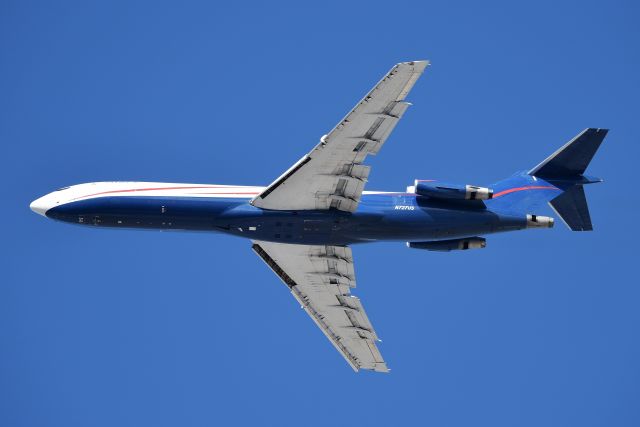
[29,182,266,216]
[29,181,399,217]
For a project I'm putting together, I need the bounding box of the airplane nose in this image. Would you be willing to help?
[30,196,51,217]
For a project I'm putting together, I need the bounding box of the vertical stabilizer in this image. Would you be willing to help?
[529,128,608,177]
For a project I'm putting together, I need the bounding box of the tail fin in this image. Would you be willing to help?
[529,128,608,177]
[530,128,608,231]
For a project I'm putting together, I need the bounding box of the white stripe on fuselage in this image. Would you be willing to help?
[51,182,404,205]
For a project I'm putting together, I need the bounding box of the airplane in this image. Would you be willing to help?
[30,60,608,373]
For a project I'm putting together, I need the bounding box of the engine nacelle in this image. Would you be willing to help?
[526,214,554,228]
[407,237,486,252]
[413,180,493,200]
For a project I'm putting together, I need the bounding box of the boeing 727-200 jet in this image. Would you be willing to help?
[30,61,608,372]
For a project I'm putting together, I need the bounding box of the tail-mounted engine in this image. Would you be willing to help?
[526,214,554,228]
[410,180,494,201]
[407,237,486,252]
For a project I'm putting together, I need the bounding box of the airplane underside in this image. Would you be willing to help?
[44,192,530,246]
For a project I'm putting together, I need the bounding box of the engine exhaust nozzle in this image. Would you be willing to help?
[526,214,554,228]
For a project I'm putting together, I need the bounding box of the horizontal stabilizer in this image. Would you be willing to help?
[549,185,593,231]
[529,128,608,177]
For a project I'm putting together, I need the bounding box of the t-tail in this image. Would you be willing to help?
[486,128,609,231]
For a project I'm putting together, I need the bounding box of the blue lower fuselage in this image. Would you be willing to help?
[45,192,530,245]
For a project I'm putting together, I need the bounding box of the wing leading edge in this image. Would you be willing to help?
[252,241,388,372]
[252,60,429,212]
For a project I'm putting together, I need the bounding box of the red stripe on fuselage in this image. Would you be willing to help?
[70,184,558,202]
[185,192,260,195]
[492,185,559,198]
[71,185,246,201]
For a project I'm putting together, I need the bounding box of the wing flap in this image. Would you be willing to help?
[252,241,388,373]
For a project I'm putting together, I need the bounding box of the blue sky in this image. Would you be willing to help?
[1,1,639,426]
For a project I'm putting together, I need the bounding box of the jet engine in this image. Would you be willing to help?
[407,237,486,252]
[526,214,554,228]
[412,180,493,200]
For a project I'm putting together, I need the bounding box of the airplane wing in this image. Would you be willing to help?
[251,60,429,212]
[252,241,388,372]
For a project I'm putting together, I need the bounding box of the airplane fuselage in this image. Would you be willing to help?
[31,181,535,246]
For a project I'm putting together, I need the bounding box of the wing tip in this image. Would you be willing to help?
[355,361,390,373]
[399,60,430,71]
[372,363,391,373]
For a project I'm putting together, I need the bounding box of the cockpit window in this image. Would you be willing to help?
[55,186,70,191]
